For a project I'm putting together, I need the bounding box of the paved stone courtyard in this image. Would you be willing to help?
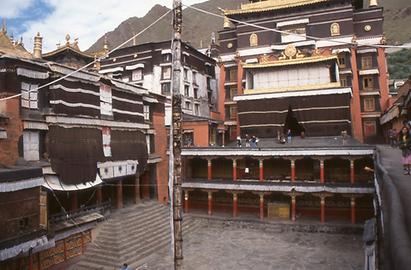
[142,221,364,270]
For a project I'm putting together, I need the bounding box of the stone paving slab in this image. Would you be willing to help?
[142,221,363,270]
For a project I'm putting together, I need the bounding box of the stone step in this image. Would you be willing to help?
[72,202,202,270]
[102,203,168,228]
[96,209,170,242]
[127,219,202,269]
[84,218,200,267]
[90,219,170,255]
[82,215,171,263]
[95,212,170,244]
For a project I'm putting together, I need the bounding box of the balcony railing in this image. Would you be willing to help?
[49,201,111,225]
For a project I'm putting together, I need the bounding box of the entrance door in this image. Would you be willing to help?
[284,106,304,136]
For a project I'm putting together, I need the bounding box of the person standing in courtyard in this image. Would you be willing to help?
[398,126,411,175]
[120,263,130,270]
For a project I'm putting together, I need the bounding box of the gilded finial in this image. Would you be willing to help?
[369,0,378,7]
[223,16,231,29]
[103,35,109,52]
[1,18,6,34]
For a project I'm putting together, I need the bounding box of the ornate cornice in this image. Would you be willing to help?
[224,0,330,16]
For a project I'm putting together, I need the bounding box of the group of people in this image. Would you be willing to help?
[277,129,293,144]
[391,121,411,175]
[236,134,259,148]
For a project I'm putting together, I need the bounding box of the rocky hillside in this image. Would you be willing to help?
[88,0,411,52]
[87,0,244,52]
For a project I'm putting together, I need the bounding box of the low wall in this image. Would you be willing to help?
[374,150,411,270]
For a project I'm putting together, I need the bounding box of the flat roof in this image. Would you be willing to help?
[182,136,375,157]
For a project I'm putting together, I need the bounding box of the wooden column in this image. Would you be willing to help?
[222,130,225,147]
[207,158,212,181]
[96,185,103,205]
[207,191,213,216]
[63,239,67,260]
[81,234,85,254]
[134,175,141,204]
[290,159,296,182]
[320,195,326,223]
[71,192,78,211]
[259,159,264,182]
[37,252,41,270]
[285,191,301,222]
[259,193,264,220]
[320,159,325,184]
[184,190,189,213]
[232,159,237,181]
[291,194,297,222]
[232,192,238,218]
[28,250,33,270]
[351,196,356,224]
[116,180,123,209]
[350,159,355,185]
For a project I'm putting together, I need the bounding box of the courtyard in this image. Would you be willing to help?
[144,219,364,270]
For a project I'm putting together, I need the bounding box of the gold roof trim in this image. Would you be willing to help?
[243,82,342,95]
[225,0,330,15]
[243,55,337,69]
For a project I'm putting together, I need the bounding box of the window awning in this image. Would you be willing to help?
[125,63,144,70]
[43,174,102,191]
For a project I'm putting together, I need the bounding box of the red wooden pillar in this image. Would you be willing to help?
[116,180,123,209]
[259,193,264,220]
[63,239,67,260]
[320,196,325,223]
[351,196,356,224]
[134,176,140,204]
[207,159,212,181]
[350,159,355,185]
[37,252,41,270]
[259,159,264,182]
[81,234,85,254]
[71,192,78,211]
[96,185,102,205]
[290,159,296,182]
[207,191,213,216]
[291,195,297,222]
[232,193,238,218]
[184,190,189,213]
[28,251,33,270]
[320,159,325,184]
[232,159,237,181]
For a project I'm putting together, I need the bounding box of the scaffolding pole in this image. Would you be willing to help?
[171,0,183,269]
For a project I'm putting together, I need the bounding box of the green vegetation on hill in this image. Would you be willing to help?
[387,49,411,79]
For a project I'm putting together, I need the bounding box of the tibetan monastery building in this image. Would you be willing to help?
[181,0,383,224]
[217,0,389,144]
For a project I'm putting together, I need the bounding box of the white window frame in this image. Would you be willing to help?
[102,127,112,157]
[143,105,150,121]
[23,131,39,161]
[21,82,38,109]
[100,83,113,116]
[132,68,143,81]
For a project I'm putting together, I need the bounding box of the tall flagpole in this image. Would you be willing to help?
[171,0,183,269]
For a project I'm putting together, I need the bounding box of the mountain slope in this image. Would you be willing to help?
[88,0,411,52]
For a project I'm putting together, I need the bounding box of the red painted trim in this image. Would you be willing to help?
[377,47,390,112]
[350,48,364,142]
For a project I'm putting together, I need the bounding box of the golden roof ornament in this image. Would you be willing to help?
[369,0,378,7]
[223,16,231,29]
[330,22,340,36]
[65,34,70,45]
[1,18,6,34]
[284,44,297,58]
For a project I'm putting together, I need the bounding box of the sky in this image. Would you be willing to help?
[0,0,206,53]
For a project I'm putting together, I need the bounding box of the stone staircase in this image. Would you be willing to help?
[70,201,201,270]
